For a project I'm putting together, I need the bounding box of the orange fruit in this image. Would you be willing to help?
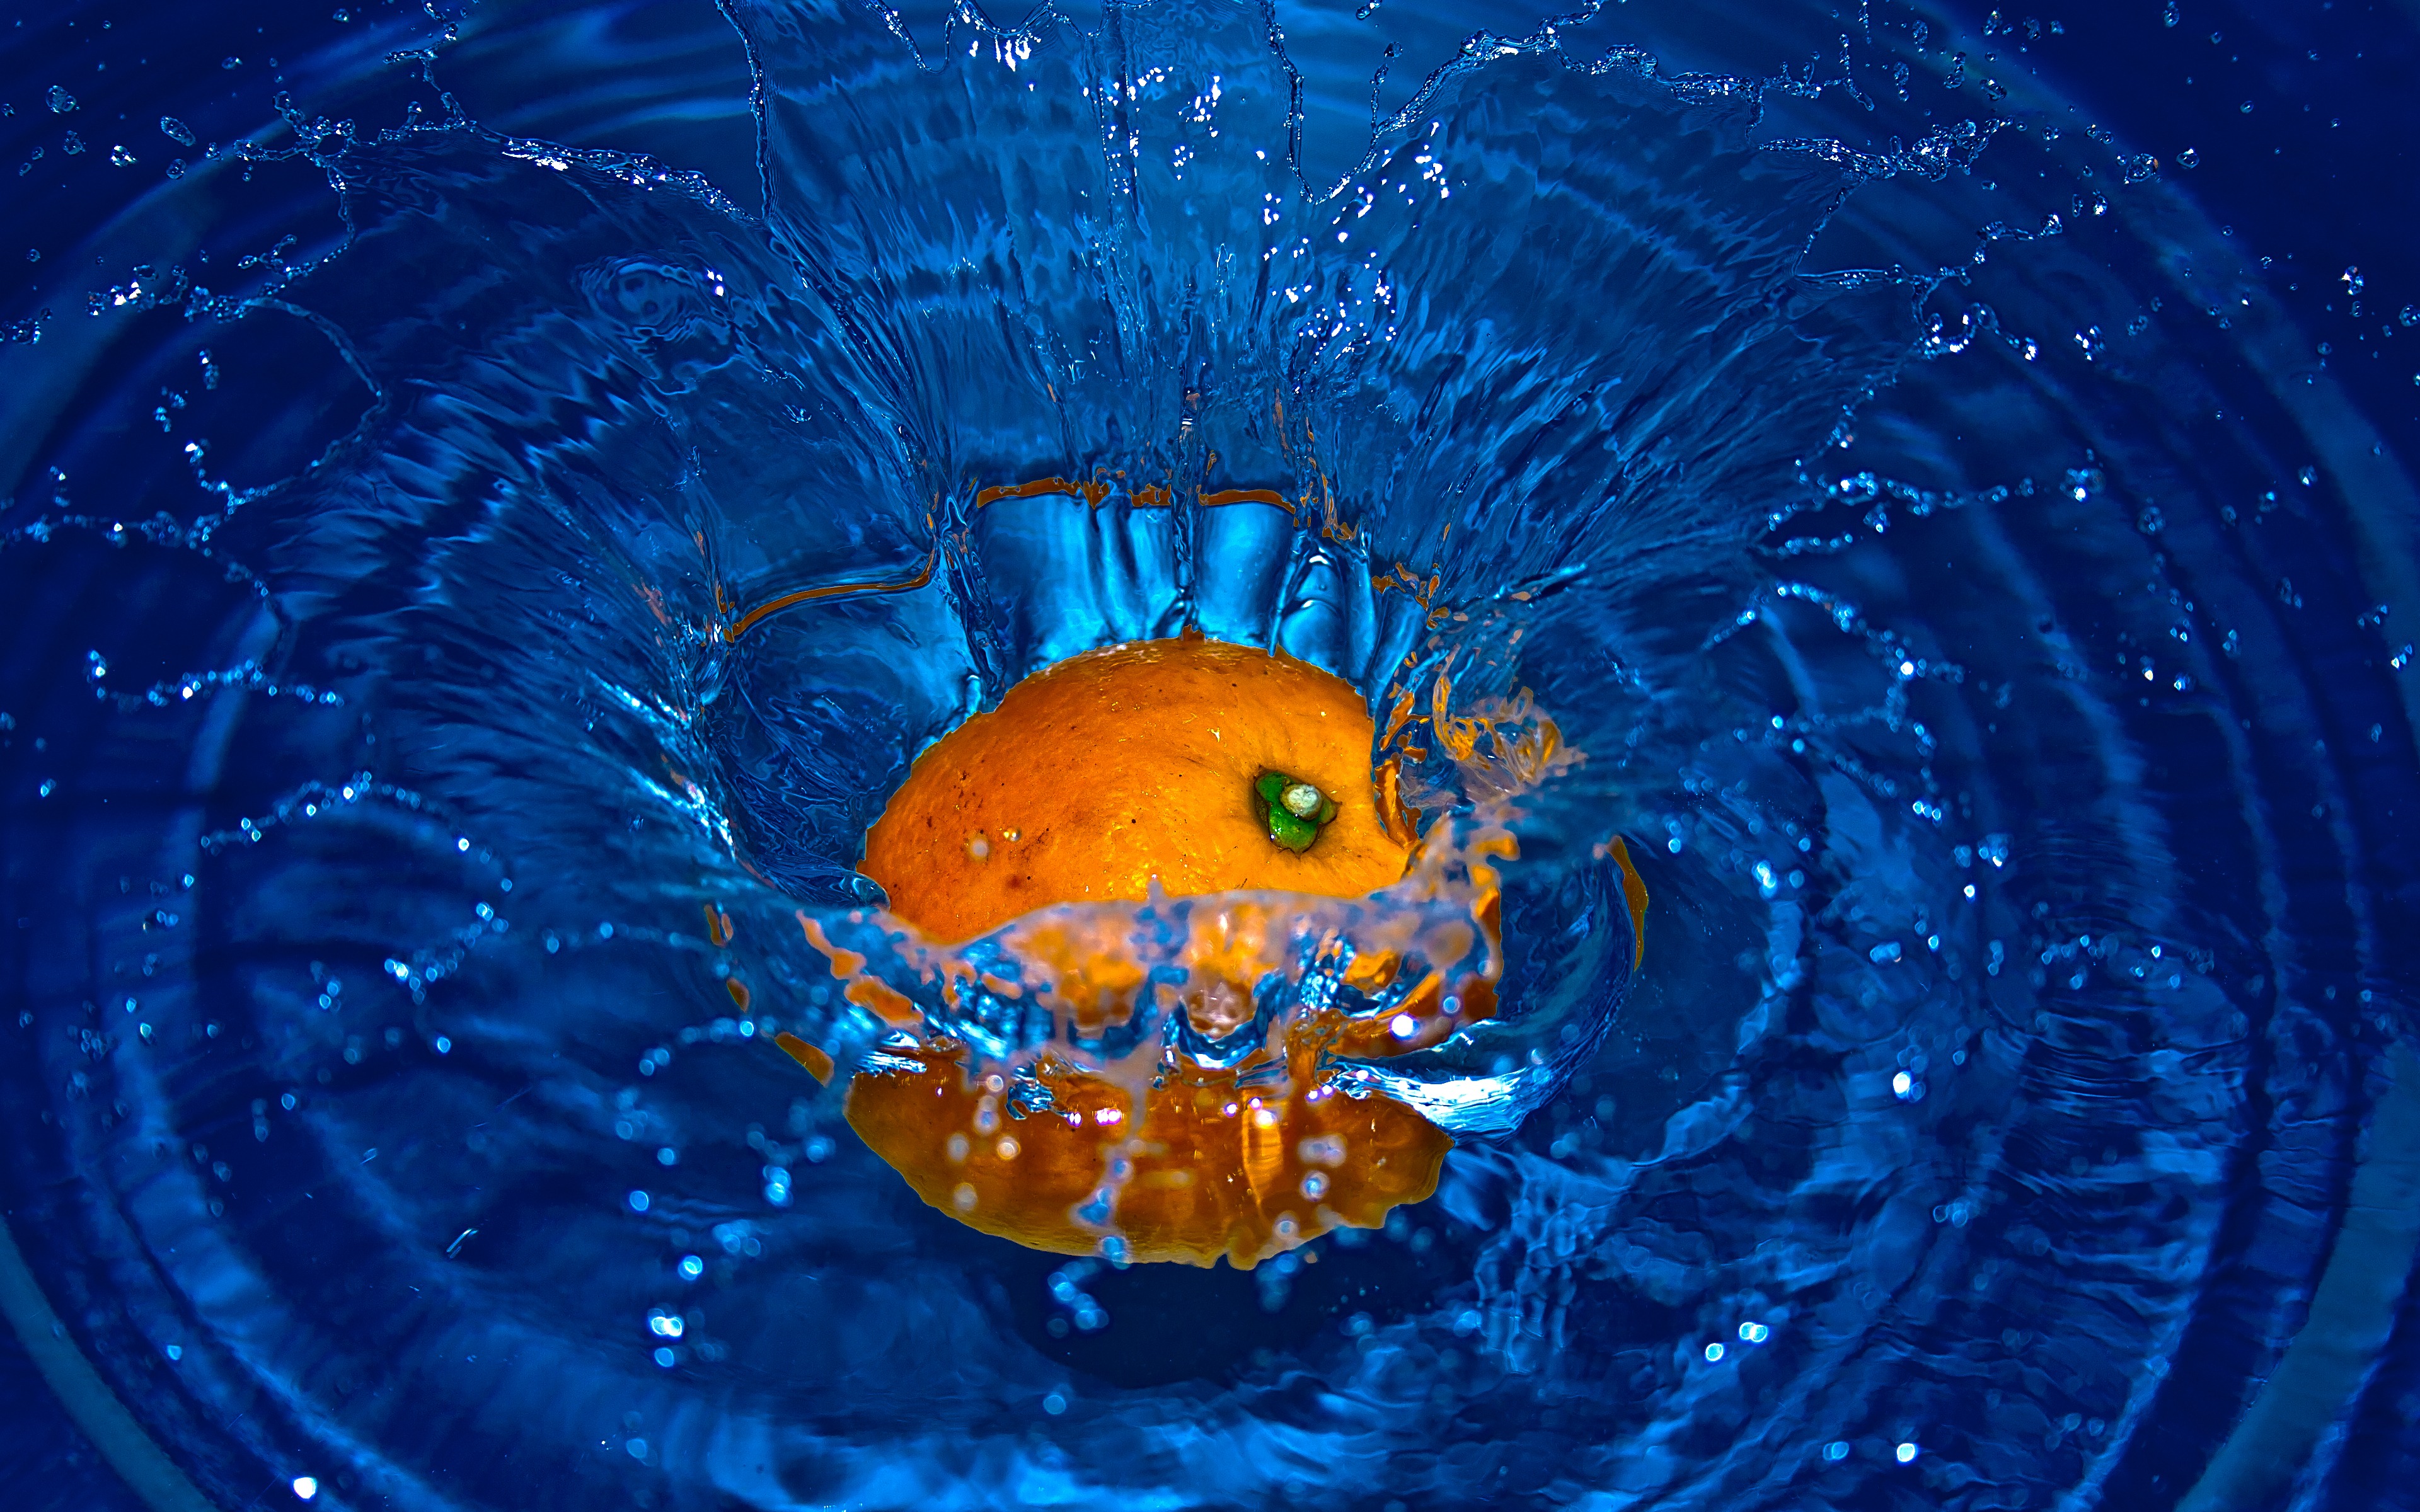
[857,636,1413,944]
[839,634,1461,1268]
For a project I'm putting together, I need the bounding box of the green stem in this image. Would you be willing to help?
[1253,770,1340,852]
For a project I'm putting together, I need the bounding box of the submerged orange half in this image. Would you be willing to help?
[842,635,1457,1268]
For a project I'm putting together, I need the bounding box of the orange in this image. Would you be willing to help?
[857,636,1413,944]
[839,634,1461,1268]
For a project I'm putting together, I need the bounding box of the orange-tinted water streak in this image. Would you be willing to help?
[718,550,939,643]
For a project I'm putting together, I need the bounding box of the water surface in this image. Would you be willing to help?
[4,1,2418,1508]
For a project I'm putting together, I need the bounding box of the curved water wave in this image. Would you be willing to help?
[1,1,2416,1508]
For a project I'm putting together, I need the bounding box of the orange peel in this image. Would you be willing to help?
[858,636,1411,944]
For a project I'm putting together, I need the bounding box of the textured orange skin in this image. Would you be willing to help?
[859,637,1413,945]
[847,636,1453,1268]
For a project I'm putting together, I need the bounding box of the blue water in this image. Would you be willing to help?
[4,1,2419,1508]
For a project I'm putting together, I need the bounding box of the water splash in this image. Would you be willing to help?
[3,0,2417,1509]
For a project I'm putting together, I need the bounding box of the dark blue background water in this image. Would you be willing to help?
[4,1,2419,1509]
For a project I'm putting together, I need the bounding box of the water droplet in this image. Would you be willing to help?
[46,86,76,114]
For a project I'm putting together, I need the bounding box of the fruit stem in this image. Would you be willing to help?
[1253,770,1339,852]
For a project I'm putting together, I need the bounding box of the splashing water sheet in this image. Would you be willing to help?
[3,0,2418,1508]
